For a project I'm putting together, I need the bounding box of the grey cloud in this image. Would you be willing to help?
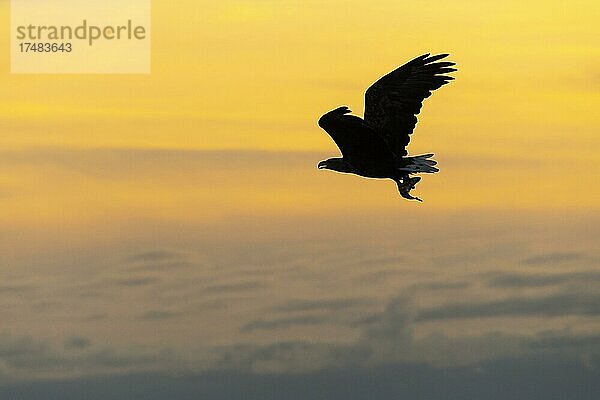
[410,281,469,291]
[241,315,335,332]
[67,275,160,298]
[240,293,540,368]
[362,296,412,340]
[341,293,600,365]
[0,334,47,359]
[0,284,37,294]
[359,296,413,362]
[488,270,600,288]
[129,261,194,272]
[527,333,600,351]
[242,298,374,332]
[349,313,383,327]
[64,337,91,350]
[521,252,582,266]
[2,355,600,400]
[3,290,600,387]
[7,346,171,372]
[126,250,186,264]
[357,269,404,283]
[140,310,178,320]
[203,281,264,294]
[341,255,409,269]
[124,249,196,272]
[274,297,370,313]
[218,341,371,373]
[239,295,525,369]
[0,333,181,383]
[113,277,161,287]
[84,313,108,321]
[415,292,600,321]
[79,347,173,369]
[339,295,589,367]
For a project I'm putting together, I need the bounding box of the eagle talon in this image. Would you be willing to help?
[397,176,422,201]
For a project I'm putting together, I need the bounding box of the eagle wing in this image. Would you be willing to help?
[318,106,397,170]
[364,53,456,157]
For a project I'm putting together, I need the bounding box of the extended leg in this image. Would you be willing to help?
[395,175,423,202]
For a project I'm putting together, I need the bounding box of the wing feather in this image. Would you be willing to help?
[364,53,456,157]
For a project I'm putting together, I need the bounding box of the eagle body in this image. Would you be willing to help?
[318,112,398,179]
[317,53,456,201]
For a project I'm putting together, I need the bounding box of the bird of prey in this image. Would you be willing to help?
[317,53,456,201]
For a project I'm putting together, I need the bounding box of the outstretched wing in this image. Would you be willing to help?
[364,53,456,157]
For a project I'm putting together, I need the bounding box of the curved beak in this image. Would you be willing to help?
[317,161,327,169]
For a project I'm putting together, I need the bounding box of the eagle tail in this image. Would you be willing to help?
[398,154,439,174]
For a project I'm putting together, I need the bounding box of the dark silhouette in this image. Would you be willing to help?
[317,53,456,201]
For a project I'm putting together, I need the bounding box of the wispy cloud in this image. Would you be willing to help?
[64,337,91,350]
[273,298,371,313]
[526,332,600,351]
[123,249,197,272]
[140,310,178,320]
[0,284,37,294]
[0,333,181,383]
[415,291,600,321]
[203,281,265,294]
[409,281,469,291]
[113,277,161,287]
[217,341,371,374]
[2,220,599,386]
[521,252,583,266]
[241,315,336,332]
[487,270,600,288]
[126,250,192,264]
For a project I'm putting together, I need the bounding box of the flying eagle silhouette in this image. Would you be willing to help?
[317,53,456,201]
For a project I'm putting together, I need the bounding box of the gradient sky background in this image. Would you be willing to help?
[1,0,600,398]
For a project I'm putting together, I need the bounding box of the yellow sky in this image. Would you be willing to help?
[2,2,600,386]
[1,0,599,231]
